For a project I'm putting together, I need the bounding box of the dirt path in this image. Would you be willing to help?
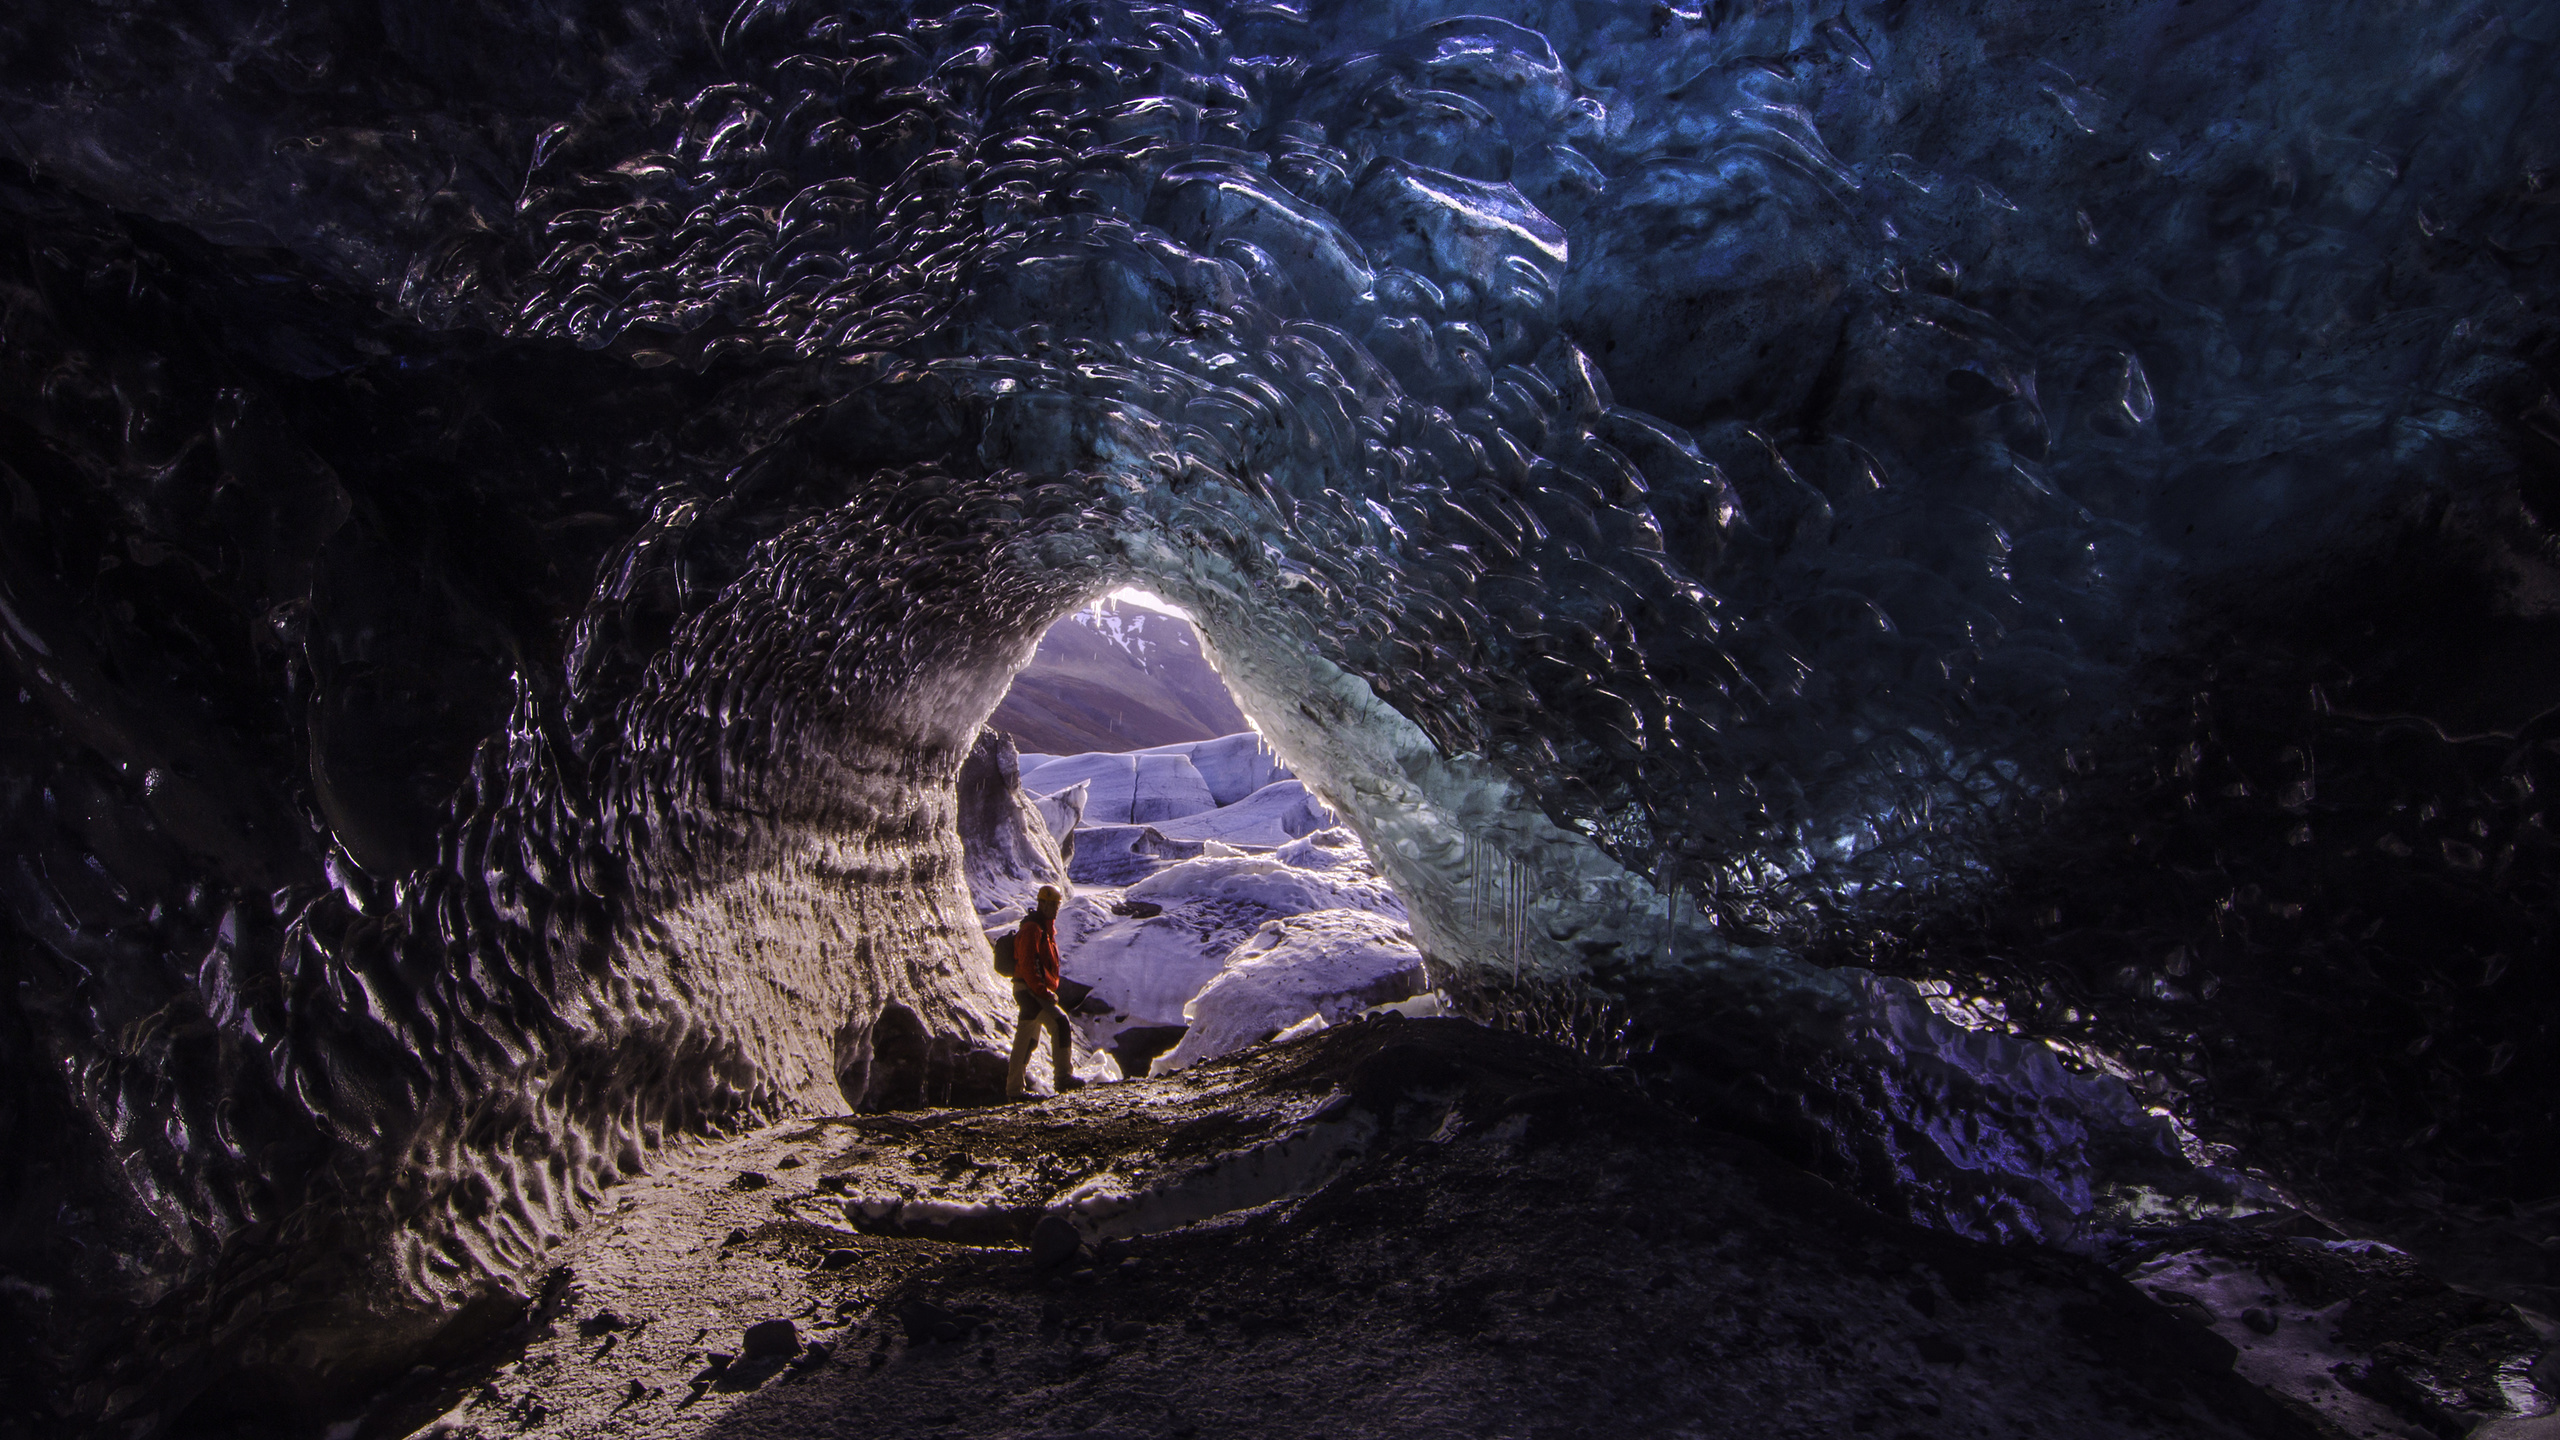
[367,1021,2469,1440]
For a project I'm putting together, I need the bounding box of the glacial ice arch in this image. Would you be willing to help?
[1,0,2555,1428]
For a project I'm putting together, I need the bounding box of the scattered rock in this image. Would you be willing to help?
[1111,899,1164,918]
[703,1352,733,1373]
[723,1228,749,1246]
[898,1298,970,1344]
[576,1310,628,1338]
[1030,1213,1084,1270]
[790,1341,833,1370]
[2241,1307,2278,1335]
[2147,1287,2219,1328]
[776,1154,803,1169]
[731,1171,771,1191]
[741,1319,799,1360]
[818,1248,860,1271]
[815,1174,850,1193]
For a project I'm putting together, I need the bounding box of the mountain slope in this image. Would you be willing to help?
[989,599,1249,753]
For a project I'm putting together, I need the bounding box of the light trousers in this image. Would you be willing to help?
[1005,984,1073,1097]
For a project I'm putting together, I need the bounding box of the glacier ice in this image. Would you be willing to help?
[958,729,1076,925]
[962,728,1415,1085]
[1032,779,1089,845]
[1146,779,1338,847]
[0,0,2555,1421]
[1022,750,1216,824]
[1155,910,1431,1076]
[1137,731,1295,808]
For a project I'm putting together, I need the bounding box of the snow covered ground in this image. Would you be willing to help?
[976,730,1426,1078]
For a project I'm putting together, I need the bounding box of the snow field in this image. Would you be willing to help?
[1153,910,1431,1075]
[994,732,1428,1077]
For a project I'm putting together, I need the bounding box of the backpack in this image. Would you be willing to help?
[990,927,1017,978]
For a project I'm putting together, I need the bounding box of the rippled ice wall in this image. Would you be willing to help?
[2,0,2556,1422]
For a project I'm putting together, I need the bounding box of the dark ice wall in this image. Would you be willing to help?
[1,0,2556,1428]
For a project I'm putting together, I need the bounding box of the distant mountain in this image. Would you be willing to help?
[989,599,1251,754]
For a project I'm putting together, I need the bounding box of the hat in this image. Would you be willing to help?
[1035,885,1062,906]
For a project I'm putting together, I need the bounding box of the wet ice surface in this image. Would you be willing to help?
[3,0,2559,1424]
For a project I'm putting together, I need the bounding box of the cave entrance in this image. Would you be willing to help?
[967,588,1433,1084]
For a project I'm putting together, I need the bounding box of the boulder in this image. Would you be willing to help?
[741,1319,799,1360]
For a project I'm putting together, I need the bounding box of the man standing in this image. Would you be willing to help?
[1005,885,1081,1099]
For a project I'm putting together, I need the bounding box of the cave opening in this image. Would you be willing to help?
[962,586,1434,1088]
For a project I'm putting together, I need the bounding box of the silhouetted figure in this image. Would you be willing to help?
[1005,885,1080,1099]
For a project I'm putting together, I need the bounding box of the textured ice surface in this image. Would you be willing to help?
[1143,731,1295,806]
[957,729,1075,925]
[1147,779,1338,847]
[1274,828,1376,874]
[1063,824,1223,887]
[1156,911,1430,1075]
[1125,853,1402,919]
[1032,780,1088,845]
[1022,751,1217,824]
[1006,742,1416,1072]
[2,0,2558,1420]
[1059,852,1407,1027]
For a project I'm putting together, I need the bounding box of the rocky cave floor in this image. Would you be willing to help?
[320,1022,2558,1440]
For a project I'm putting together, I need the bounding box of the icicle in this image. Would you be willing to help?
[1662,859,1679,969]
[1495,850,1515,973]
[1474,825,1495,937]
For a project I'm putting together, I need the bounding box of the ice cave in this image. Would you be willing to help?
[1,0,2557,1435]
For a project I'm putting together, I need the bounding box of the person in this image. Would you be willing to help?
[1005,885,1081,1099]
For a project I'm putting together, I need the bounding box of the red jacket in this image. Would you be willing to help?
[1014,912,1062,996]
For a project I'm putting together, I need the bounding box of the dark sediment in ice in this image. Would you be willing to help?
[0,0,2556,1429]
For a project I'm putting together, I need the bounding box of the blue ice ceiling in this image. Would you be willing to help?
[1,0,2556,1423]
